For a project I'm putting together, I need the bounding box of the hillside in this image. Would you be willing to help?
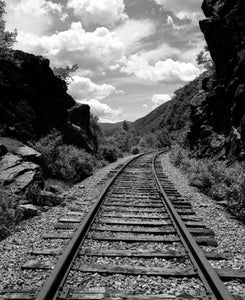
[134,0,245,162]
[99,122,125,136]
[133,73,208,142]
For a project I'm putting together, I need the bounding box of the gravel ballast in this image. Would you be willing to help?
[1,153,245,297]
[0,156,133,290]
[160,153,245,296]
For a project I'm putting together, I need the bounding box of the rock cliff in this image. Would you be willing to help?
[0,50,97,153]
[187,0,245,160]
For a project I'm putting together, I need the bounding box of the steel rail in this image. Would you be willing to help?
[152,152,234,300]
[36,153,145,300]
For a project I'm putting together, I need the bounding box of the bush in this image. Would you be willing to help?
[0,188,19,241]
[54,145,93,181]
[225,175,245,220]
[34,130,94,182]
[24,184,41,205]
[169,146,245,221]
[131,146,140,155]
[169,145,188,168]
[34,130,63,176]
[100,144,121,163]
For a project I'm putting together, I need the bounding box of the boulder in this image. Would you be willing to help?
[0,153,44,194]
[17,204,40,218]
[38,191,63,207]
[0,137,41,164]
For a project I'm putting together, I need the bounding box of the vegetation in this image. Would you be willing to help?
[133,73,208,145]
[101,121,171,155]
[53,64,78,85]
[0,0,17,55]
[0,188,20,240]
[170,145,245,220]
[34,130,94,183]
[196,45,215,72]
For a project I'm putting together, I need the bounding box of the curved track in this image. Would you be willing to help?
[2,152,244,300]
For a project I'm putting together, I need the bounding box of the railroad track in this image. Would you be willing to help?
[1,152,245,300]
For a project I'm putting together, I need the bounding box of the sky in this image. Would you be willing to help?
[6,0,205,123]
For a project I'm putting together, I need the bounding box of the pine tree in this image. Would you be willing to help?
[0,0,17,55]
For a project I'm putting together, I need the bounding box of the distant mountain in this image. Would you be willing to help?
[99,122,124,136]
[133,73,207,142]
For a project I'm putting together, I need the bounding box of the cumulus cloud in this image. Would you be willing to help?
[166,15,183,30]
[154,0,202,14]
[154,0,204,22]
[6,0,63,35]
[78,99,123,122]
[151,94,171,110]
[15,22,126,72]
[121,54,200,83]
[114,19,156,51]
[67,0,128,27]
[68,76,123,100]
[140,43,181,63]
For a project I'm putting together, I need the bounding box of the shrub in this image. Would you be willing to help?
[100,144,121,163]
[34,130,94,182]
[34,130,63,176]
[24,184,41,205]
[54,145,93,182]
[169,145,188,168]
[0,188,19,241]
[131,146,140,155]
[226,176,245,220]
[169,145,245,221]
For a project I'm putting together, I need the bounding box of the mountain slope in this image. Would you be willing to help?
[99,122,124,136]
[133,73,208,142]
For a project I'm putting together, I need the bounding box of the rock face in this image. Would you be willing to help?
[0,137,41,164]
[188,0,245,160]
[0,153,44,194]
[0,50,97,152]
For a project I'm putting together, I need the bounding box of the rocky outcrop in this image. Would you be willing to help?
[187,0,245,160]
[0,137,41,164]
[0,50,97,152]
[0,153,43,194]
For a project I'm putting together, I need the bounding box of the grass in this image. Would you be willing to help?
[169,145,245,221]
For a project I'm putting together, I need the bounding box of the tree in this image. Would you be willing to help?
[196,45,215,71]
[122,120,129,131]
[53,64,78,84]
[0,0,17,55]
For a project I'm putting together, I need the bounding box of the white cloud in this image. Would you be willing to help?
[6,0,63,35]
[154,0,202,13]
[142,104,148,108]
[78,99,123,122]
[140,43,181,63]
[15,22,126,72]
[121,54,200,83]
[67,0,128,27]
[114,19,156,52]
[166,15,183,30]
[151,94,171,110]
[68,76,123,100]
[154,0,204,22]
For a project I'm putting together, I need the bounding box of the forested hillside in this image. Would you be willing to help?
[133,73,209,143]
